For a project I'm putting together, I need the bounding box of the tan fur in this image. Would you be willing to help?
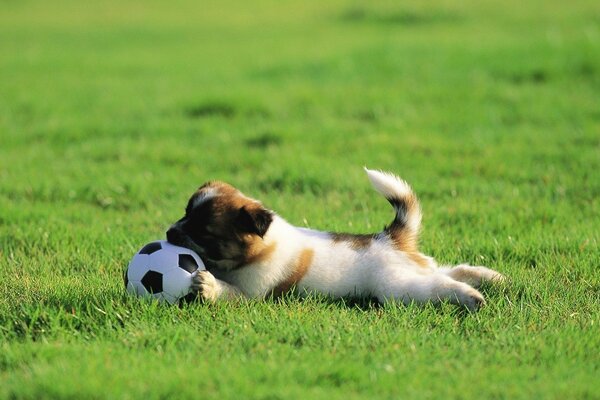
[390,229,429,267]
[388,196,419,250]
[383,195,428,266]
[330,233,373,249]
[246,241,277,264]
[272,248,314,296]
[406,252,430,268]
[389,229,417,252]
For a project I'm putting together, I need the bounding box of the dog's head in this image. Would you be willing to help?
[166,181,275,271]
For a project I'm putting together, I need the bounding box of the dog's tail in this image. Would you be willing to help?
[364,168,421,251]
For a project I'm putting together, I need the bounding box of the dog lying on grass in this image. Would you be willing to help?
[166,168,504,310]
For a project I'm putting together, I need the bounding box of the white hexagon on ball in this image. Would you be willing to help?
[124,240,205,304]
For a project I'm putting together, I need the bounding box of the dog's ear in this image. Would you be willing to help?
[236,205,273,238]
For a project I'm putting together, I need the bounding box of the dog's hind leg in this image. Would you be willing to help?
[439,265,505,288]
[373,269,486,311]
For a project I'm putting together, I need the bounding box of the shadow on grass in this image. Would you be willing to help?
[182,100,270,120]
[339,7,462,26]
[181,288,504,316]
[244,132,282,149]
[184,102,236,119]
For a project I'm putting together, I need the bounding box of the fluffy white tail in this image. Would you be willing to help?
[364,168,421,251]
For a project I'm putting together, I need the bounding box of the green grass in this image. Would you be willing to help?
[1,0,599,398]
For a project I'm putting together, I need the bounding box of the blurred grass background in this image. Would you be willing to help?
[1,0,599,398]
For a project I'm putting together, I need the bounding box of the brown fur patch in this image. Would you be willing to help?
[272,248,314,296]
[385,201,428,268]
[389,230,418,253]
[386,219,418,252]
[406,252,430,268]
[330,233,374,249]
[384,193,420,252]
[246,240,277,265]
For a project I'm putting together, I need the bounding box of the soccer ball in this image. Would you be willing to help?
[124,240,205,304]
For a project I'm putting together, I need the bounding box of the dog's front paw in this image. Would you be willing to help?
[191,270,220,302]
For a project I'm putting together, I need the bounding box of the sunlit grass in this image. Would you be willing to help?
[1,0,599,398]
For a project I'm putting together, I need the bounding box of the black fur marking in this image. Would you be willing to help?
[386,197,408,228]
[187,198,214,226]
[172,199,216,249]
[236,206,273,237]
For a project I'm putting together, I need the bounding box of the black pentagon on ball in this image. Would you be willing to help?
[141,270,163,293]
[139,241,162,255]
[178,254,199,273]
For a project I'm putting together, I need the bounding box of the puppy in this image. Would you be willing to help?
[166,168,504,310]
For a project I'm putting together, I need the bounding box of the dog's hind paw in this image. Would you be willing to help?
[445,265,506,288]
[460,288,486,311]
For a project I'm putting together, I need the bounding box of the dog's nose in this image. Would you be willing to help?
[166,227,182,245]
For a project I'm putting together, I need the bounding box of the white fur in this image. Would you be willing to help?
[193,187,218,208]
[196,170,505,310]
[364,168,422,232]
[364,168,413,200]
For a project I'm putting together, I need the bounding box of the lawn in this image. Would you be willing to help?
[1,0,599,398]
